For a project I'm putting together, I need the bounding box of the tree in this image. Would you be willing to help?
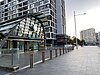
[81,40,85,45]
[72,36,81,46]
[66,36,73,44]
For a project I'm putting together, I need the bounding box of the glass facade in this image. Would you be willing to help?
[0,13,47,68]
[0,0,58,46]
[1,17,44,50]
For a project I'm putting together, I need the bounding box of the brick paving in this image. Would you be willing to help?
[6,46,100,75]
[0,46,99,75]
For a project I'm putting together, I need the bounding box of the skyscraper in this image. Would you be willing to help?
[0,0,66,46]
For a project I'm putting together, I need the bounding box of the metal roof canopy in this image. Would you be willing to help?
[0,12,48,49]
[7,39,44,42]
[8,36,44,42]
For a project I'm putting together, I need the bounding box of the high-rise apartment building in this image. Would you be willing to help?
[0,0,66,46]
[56,0,66,34]
[80,28,96,45]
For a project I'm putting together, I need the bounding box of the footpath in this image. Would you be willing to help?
[3,46,100,75]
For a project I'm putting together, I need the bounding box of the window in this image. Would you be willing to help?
[12,6,17,9]
[46,33,50,38]
[45,28,49,32]
[38,4,50,11]
[23,6,28,10]
[0,18,3,22]
[1,1,4,5]
[50,10,54,16]
[51,22,54,26]
[47,4,50,8]
[53,34,56,38]
[5,4,8,7]
[32,0,37,2]
[43,0,49,4]
[50,27,52,32]
[40,1,42,5]
[13,10,16,14]
[5,13,8,16]
[18,13,22,16]
[47,15,52,20]
[4,17,8,20]
[30,4,34,8]
[54,29,57,33]
[5,9,8,12]
[34,2,40,7]
[51,33,53,38]
[23,1,28,6]
[8,0,11,2]
[18,3,22,7]
[38,6,43,11]
[2,14,4,17]
[9,16,12,19]
[23,11,28,15]
[12,14,17,18]
[18,8,23,11]
[18,0,24,2]
[33,8,37,12]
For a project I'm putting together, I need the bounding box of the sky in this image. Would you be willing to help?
[0,0,100,39]
[65,0,100,38]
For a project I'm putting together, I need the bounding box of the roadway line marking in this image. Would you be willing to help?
[4,58,50,75]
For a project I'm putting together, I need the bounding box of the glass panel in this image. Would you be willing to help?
[29,31,32,37]
[17,42,24,52]
[34,24,37,31]
[0,24,16,31]
[0,48,19,67]
[32,33,35,38]
[18,27,23,36]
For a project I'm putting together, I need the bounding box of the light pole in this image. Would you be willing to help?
[74,11,86,49]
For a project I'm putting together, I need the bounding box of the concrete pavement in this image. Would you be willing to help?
[3,46,100,75]
[0,48,58,68]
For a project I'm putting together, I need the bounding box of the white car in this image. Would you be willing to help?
[64,45,74,50]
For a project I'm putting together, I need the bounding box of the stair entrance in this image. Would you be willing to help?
[0,13,47,70]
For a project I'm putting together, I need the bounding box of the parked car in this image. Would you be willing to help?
[64,45,74,50]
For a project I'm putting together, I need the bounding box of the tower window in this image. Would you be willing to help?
[8,0,11,2]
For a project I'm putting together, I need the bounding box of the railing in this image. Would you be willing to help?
[1,48,19,55]
[0,47,74,71]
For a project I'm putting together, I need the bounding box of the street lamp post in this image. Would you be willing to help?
[74,11,86,49]
[74,11,78,49]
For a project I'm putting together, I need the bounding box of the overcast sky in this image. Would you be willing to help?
[65,0,100,38]
[0,0,100,39]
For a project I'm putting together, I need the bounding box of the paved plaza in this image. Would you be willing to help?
[1,46,100,75]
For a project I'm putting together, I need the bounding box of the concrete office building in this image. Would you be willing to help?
[98,32,100,46]
[95,33,99,44]
[80,28,96,45]
[0,0,66,46]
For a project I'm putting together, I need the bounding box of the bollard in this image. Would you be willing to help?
[50,50,52,59]
[29,48,34,68]
[55,49,58,57]
[30,52,34,68]
[63,48,64,54]
[42,51,45,63]
[68,49,69,52]
[59,48,61,56]
[11,49,13,66]
[65,48,67,53]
